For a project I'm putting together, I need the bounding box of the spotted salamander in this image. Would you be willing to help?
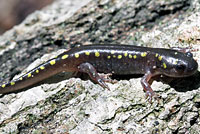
[0,45,198,101]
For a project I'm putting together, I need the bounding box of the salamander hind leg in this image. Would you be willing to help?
[78,62,110,90]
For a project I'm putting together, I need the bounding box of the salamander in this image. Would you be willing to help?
[0,44,198,101]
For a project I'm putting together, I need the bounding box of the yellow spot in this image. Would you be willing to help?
[155,53,158,57]
[163,63,167,69]
[40,66,45,70]
[174,59,178,65]
[158,56,162,61]
[95,52,100,57]
[107,56,111,59]
[113,55,116,58]
[20,77,23,80]
[54,56,58,58]
[133,55,137,59]
[1,84,6,88]
[85,51,90,56]
[50,60,56,65]
[36,70,39,73]
[129,54,132,58]
[118,55,122,59]
[141,52,147,57]
[28,73,32,78]
[111,50,115,54]
[61,54,68,59]
[75,53,79,58]
[11,82,15,86]
[124,52,128,57]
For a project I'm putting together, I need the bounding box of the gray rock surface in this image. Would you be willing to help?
[0,0,200,133]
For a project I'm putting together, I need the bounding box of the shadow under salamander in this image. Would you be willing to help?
[165,71,200,92]
[112,71,200,92]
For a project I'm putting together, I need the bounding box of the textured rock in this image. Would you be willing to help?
[0,0,200,133]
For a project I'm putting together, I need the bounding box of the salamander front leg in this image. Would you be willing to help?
[140,71,155,102]
[78,62,110,90]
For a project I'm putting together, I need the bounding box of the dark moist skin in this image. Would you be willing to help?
[0,44,198,101]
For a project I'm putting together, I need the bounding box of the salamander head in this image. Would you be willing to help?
[161,51,198,77]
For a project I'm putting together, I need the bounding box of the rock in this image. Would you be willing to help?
[0,0,200,133]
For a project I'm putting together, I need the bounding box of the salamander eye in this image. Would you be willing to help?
[176,64,185,72]
[186,52,193,58]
